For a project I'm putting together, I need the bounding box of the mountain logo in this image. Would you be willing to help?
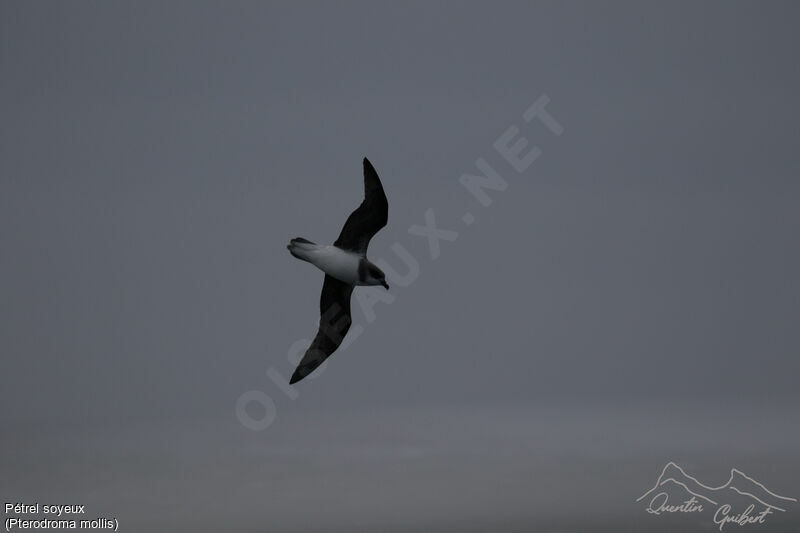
[636,461,796,530]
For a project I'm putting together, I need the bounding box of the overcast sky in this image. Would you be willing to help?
[1,2,798,531]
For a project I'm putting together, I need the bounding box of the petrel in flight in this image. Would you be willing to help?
[287,158,389,384]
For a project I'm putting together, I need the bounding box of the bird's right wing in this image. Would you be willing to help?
[333,158,388,255]
[290,275,354,384]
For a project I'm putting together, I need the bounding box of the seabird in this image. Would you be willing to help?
[286,157,390,384]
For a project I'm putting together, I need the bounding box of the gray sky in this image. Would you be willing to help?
[1,2,798,531]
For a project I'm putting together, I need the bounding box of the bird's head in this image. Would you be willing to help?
[365,264,389,290]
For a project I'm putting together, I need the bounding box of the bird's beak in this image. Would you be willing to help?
[381,280,389,290]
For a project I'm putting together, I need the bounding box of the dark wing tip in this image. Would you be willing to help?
[362,157,385,197]
[290,362,315,384]
[363,157,374,173]
[333,157,387,254]
[289,354,324,384]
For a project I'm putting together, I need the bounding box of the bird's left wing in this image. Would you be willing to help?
[333,157,388,255]
[290,275,355,384]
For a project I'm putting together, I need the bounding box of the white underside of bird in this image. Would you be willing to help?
[289,242,362,285]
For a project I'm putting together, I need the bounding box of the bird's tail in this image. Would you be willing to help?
[287,237,318,262]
